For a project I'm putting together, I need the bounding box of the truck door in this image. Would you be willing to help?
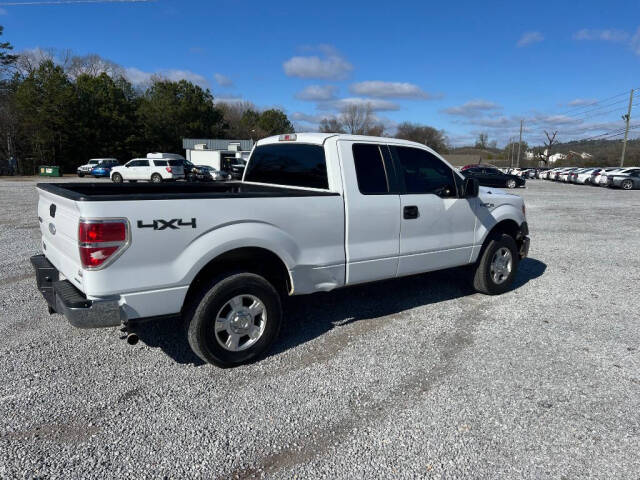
[338,141,400,285]
[390,145,477,276]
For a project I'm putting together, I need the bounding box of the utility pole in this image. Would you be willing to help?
[516,120,523,168]
[620,89,634,167]
[508,137,514,168]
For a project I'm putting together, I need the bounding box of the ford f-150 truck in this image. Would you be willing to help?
[31,133,530,367]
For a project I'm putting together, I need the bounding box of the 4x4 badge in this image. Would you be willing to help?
[137,218,197,230]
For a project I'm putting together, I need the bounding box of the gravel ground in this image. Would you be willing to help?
[1,177,639,479]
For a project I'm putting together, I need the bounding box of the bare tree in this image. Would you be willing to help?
[475,132,489,149]
[319,117,345,133]
[540,130,558,165]
[340,103,373,135]
[395,121,448,152]
[66,53,124,79]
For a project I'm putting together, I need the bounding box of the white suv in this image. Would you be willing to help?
[110,158,185,183]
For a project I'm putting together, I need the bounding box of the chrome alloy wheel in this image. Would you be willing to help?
[490,247,513,285]
[214,295,267,352]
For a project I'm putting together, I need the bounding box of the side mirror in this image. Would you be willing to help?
[463,177,479,198]
[125,164,130,168]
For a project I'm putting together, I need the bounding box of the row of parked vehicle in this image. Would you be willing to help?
[540,166,640,190]
[76,154,238,183]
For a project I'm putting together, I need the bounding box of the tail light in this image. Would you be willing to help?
[78,219,129,269]
[166,167,173,173]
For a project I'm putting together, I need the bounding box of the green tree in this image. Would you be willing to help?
[257,109,294,137]
[14,60,77,172]
[0,26,18,70]
[137,79,225,153]
[74,73,139,161]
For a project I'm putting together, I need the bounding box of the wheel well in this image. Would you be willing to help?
[488,219,520,242]
[182,247,291,313]
[477,219,521,261]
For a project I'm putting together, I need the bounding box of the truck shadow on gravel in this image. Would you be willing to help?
[133,257,546,366]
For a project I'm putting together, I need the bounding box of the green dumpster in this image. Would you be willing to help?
[39,165,63,177]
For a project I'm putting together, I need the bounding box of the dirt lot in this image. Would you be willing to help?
[1,177,639,479]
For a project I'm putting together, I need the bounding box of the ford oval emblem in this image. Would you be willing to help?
[49,223,56,235]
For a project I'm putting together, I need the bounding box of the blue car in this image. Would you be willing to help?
[90,159,120,178]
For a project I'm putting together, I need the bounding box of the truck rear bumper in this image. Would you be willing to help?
[30,254,125,329]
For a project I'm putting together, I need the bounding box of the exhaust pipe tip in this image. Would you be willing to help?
[126,333,139,346]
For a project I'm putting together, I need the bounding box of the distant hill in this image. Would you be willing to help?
[540,138,640,166]
[451,138,640,167]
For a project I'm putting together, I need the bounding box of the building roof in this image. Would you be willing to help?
[182,138,255,151]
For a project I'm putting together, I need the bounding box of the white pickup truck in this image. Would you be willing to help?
[31,133,529,367]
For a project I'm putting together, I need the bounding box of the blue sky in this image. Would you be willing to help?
[2,0,640,146]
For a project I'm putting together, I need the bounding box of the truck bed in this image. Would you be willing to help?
[37,181,338,202]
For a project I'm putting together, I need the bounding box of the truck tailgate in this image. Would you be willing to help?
[37,187,85,292]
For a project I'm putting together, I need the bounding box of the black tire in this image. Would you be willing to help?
[77,172,85,178]
[186,272,282,367]
[621,179,634,190]
[151,173,162,183]
[112,172,123,183]
[506,179,517,189]
[473,234,519,295]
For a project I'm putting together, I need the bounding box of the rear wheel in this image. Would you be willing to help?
[621,179,634,190]
[186,272,282,367]
[77,172,85,178]
[506,179,517,189]
[151,173,162,183]
[112,172,123,183]
[473,234,519,295]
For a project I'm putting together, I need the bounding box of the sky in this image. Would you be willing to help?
[1,0,640,147]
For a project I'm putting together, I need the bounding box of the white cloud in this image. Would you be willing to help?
[573,29,629,42]
[213,73,233,87]
[517,31,544,47]
[292,112,332,123]
[125,67,209,88]
[631,27,640,55]
[283,45,353,80]
[295,85,338,101]
[442,99,502,117]
[567,98,597,107]
[349,81,432,99]
[321,97,400,112]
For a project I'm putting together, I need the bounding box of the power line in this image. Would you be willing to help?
[554,89,635,116]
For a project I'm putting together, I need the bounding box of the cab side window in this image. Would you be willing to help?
[352,143,390,194]
[390,146,456,195]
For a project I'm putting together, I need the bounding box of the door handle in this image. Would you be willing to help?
[403,205,419,219]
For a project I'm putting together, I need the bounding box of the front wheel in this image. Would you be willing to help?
[506,179,517,189]
[186,272,282,367]
[151,173,162,183]
[77,172,85,178]
[473,234,519,295]
[112,172,123,183]
[621,179,634,190]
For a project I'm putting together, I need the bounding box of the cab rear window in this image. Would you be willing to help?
[244,144,328,190]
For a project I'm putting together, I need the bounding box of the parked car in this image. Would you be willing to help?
[462,166,526,188]
[229,159,247,179]
[606,169,640,190]
[78,158,116,177]
[598,167,626,186]
[31,132,529,367]
[110,158,185,183]
[590,168,614,186]
[192,165,231,182]
[461,163,501,172]
[90,159,120,178]
[572,168,598,184]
